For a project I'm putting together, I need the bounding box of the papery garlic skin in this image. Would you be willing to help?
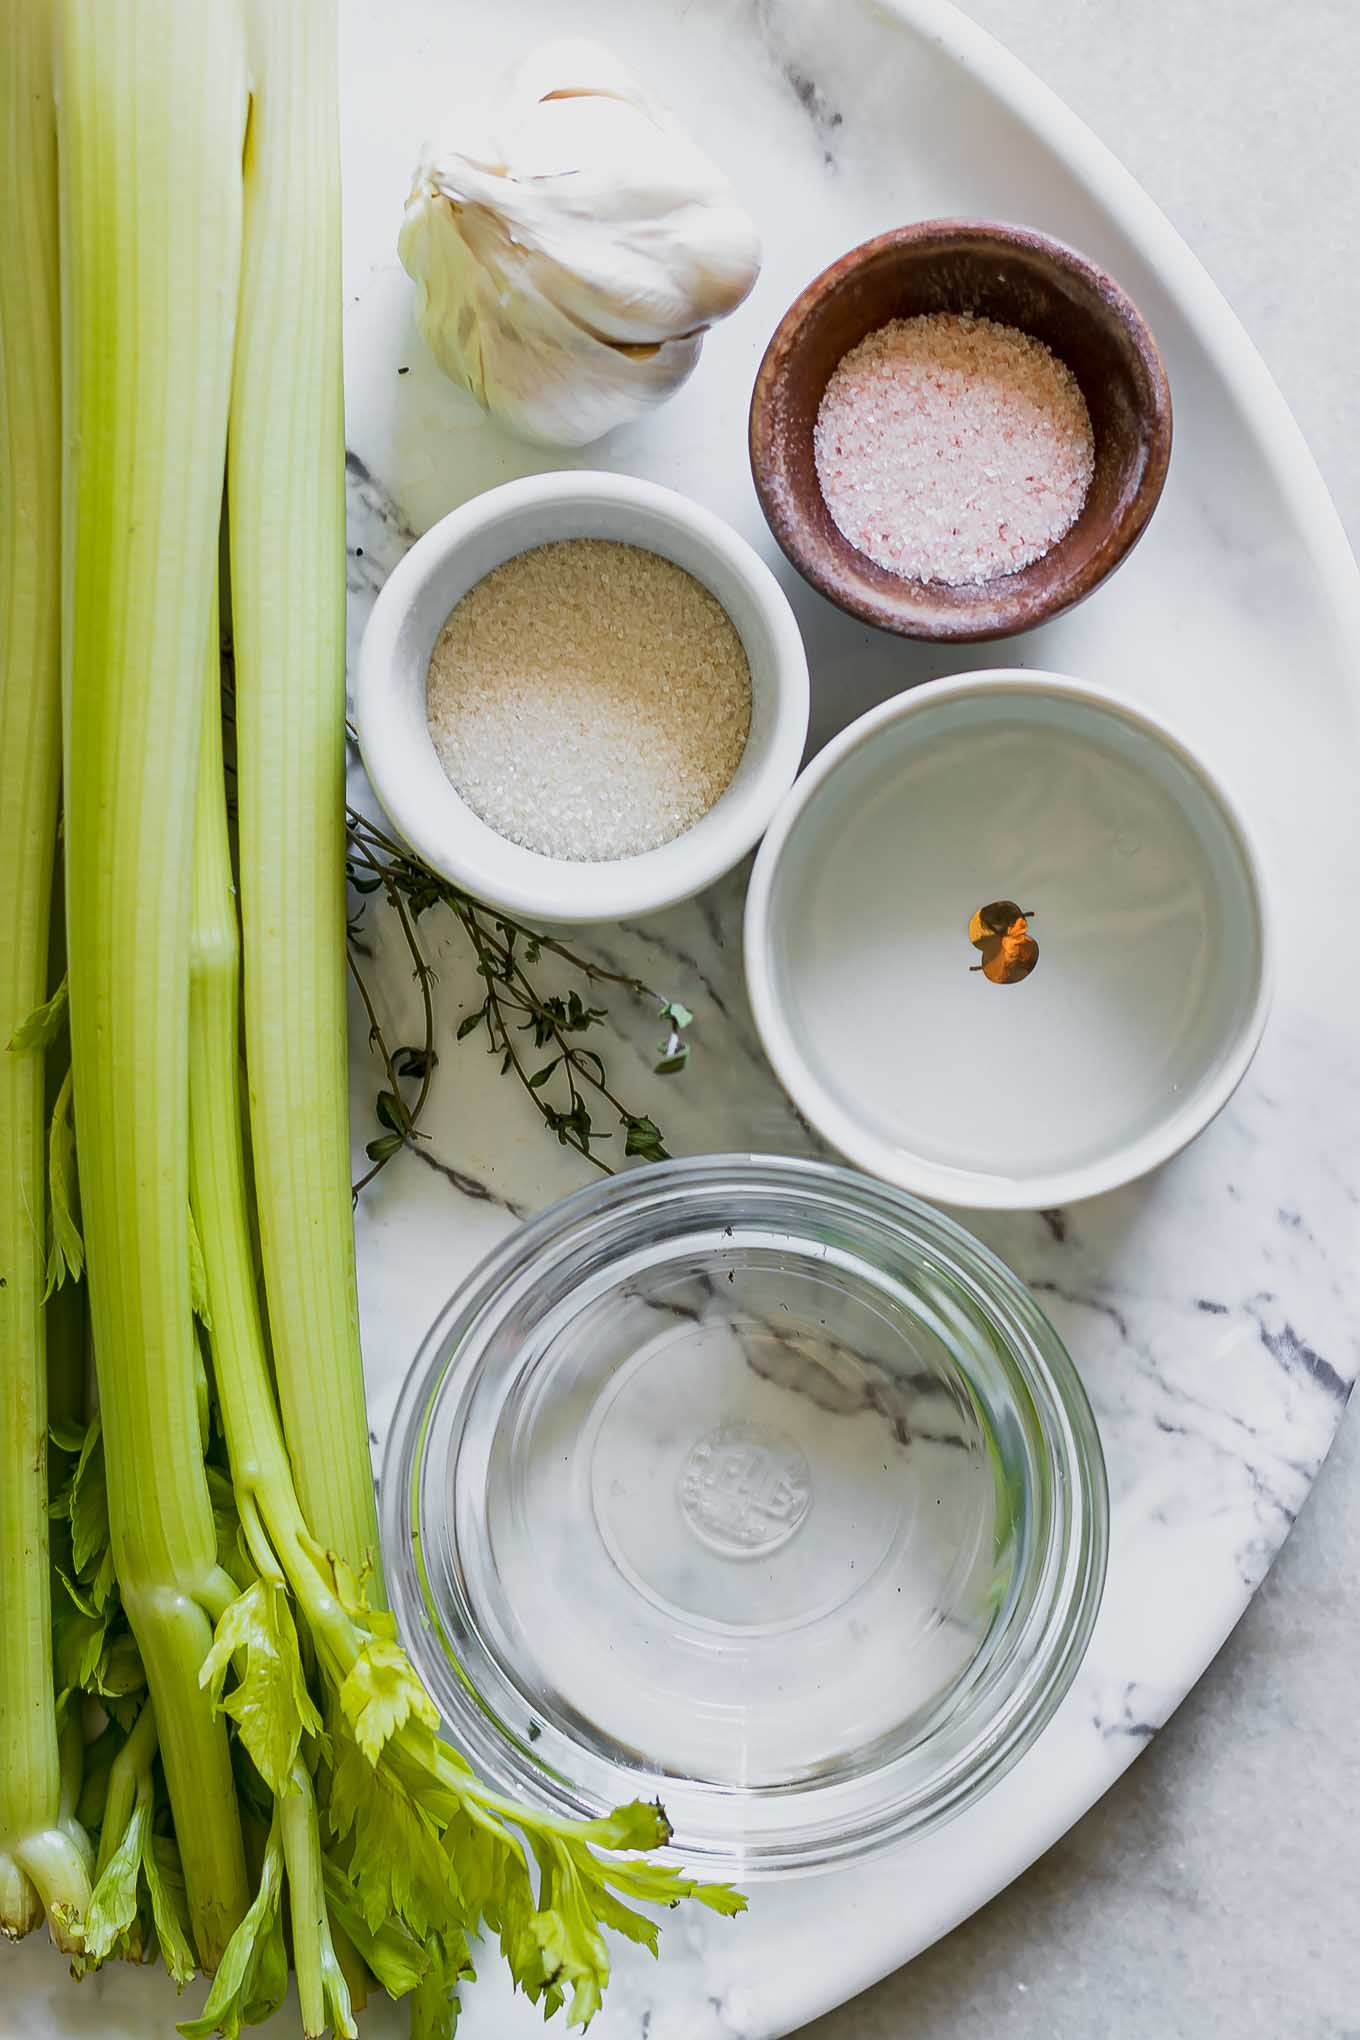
[398,37,762,446]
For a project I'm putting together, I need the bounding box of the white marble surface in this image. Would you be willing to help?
[7,4,1359,2039]
[339,0,1360,2030]
[811,4,1360,2036]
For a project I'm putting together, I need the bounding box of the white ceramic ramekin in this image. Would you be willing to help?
[743,670,1273,1211]
[356,472,809,924]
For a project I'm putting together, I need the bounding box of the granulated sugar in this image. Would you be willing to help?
[425,539,751,862]
[813,313,1095,587]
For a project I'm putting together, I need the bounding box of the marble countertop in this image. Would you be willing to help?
[809,5,1360,2036]
[6,7,1355,2040]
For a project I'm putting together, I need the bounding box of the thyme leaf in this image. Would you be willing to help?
[344,805,693,1195]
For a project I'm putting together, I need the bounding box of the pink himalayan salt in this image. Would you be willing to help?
[813,312,1095,588]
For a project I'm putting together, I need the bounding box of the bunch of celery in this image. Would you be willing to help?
[0,0,741,2031]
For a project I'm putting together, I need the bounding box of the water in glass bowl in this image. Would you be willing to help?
[473,1240,1012,1787]
[388,1158,1105,1872]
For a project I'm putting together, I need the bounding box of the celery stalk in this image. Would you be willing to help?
[93,1696,158,1882]
[188,629,356,1677]
[277,1770,356,2040]
[189,641,311,1585]
[57,0,250,1966]
[191,633,357,2040]
[228,0,382,1585]
[0,0,91,1951]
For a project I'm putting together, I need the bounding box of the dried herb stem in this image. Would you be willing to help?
[343,805,690,1191]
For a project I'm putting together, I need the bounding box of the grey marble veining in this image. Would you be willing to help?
[810,2,1360,2034]
[331,3,1360,2031]
[7,4,1357,2039]
[333,4,1360,2028]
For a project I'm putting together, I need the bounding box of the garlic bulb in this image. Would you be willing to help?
[398,38,762,447]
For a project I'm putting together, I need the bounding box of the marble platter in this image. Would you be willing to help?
[16,1,1359,2036]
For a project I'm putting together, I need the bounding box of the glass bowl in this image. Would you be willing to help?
[382,1156,1108,1876]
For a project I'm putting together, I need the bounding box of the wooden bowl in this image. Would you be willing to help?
[748,221,1172,642]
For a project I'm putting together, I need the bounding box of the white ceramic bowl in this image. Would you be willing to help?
[744,671,1273,1210]
[356,472,810,923]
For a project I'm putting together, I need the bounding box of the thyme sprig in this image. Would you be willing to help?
[344,805,692,1196]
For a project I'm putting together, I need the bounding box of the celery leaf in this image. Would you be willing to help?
[178,1818,287,2040]
[98,1630,146,1700]
[409,1942,469,2040]
[144,1835,197,1988]
[44,1066,84,1293]
[199,1579,322,1795]
[49,1413,86,1455]
[188,1205,213,1331]
[81,1758,197,1983]
[320,1858,431,1999]
[528,1836,612,2030]
[583,1882,661,1957]
[570,1799,671,1853]
[204,1465,243,1581]
[326,1731,456,1941]
[52,1593,109,1700]
[69,1413,108,1584]
[85,1796,151,1963]
[308,1544,374,1625]
[75,1722,119,1833]
[7,972,68,1050]
[479,1821,546,2005]
[601,1855,747,1920]
[53,1562,100,1621]
[338,1638,438,1764]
